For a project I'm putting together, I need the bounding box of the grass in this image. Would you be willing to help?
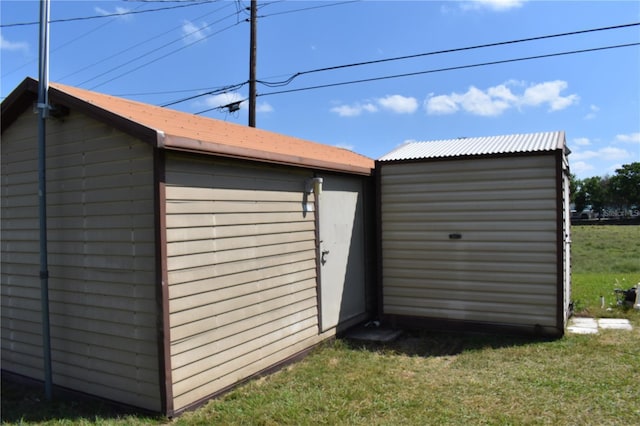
[2,225,639,425]
[570,225,640,316]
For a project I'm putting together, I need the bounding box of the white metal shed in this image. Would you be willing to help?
[377,132,571,336]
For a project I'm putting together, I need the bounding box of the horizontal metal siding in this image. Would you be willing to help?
[165,155,323,411]
[1,110,160,411]
[381,155,559,328]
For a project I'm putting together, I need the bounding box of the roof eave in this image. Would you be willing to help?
[162,135,373,176]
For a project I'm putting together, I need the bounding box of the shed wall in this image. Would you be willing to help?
[1,110,160,410]
[164,154,326,411]
[380,154,560,331]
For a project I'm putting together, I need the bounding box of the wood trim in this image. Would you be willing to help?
[153,149,174,416]
[313,173,324,332]
[162,135,373,177]
[554,150,565,335]
[374,164,384,319]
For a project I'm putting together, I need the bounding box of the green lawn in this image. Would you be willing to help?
[570,225,640,315]
[2,225,639,425]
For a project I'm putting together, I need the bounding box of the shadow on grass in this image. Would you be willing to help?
[1,372,165,425]
[343,327,553,358]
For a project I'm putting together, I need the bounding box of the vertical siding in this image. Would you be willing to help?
[381,155,559,330]
[1,110,160,411]
[165,154,323,411]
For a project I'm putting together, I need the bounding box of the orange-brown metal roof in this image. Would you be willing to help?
[3,78,374,175]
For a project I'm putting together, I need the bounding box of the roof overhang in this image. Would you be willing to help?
[2,77,374,176]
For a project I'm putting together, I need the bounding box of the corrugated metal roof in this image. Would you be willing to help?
[378,131,565,162]
[2,78,374,175]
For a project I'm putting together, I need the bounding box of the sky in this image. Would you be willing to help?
[1,0,639,179]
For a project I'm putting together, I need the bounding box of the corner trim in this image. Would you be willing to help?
[153,149,174,416]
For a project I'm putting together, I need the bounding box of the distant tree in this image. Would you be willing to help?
[608,162,640,208]
[569,173,580,205]
[579,176,610,213]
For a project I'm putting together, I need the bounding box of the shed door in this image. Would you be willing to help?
[318,175,366,331]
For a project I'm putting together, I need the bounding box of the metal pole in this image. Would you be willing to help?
[248,0,257,127]
[37,0,53,401]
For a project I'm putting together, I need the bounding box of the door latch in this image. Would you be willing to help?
[321,250,330,265]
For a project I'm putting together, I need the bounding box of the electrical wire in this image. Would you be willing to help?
[257,22,640,88]
[0,1,216,28]
[158,22,639,105]
[57,1,233,83]
[81,9,243,89]
[161,82,248,106]
[193,41,639,115]
[256,43,640,98]
[257,0,359,18]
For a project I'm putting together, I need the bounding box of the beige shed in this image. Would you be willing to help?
[377,132,572,337]
[1,77,375,415]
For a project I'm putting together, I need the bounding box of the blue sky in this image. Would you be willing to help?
[2,0,639,178]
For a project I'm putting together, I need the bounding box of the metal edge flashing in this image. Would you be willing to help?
[162,135,373,176]
[153,149,174,416]
[554,149,566,337]
[376,148,560,165]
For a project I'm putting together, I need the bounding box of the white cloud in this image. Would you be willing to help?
[335,143,355,151]
[203,92,246,110]
[425,80,579,117]
[377,95,418,114]
[571,147,630,162]
[182,20,210,44]
[94,6,132,20]
[570,161,595,176]
[0,34,29,52]
[584,104,599,120]
[521,80,579,111]
[331,95,419,117]
[572,137,591,147]
[616,132,640,144]
[256,102,274,113]
[331,103,375,117]
[425,94,459,115]
[461,0,526,12]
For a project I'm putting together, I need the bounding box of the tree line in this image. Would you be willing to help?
[570,162,639,215]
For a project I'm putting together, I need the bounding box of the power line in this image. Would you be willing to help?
[192,42,639,115]
[257,0,359,18]
[0,1,216,28]
[57,2,233,83]
[161,82,248,106]
[257,43,640,98]
[81,9,243,89]
[159,22,639,106]
[257,22,640,88]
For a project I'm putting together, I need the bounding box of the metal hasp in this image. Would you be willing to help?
[37,0,53,401]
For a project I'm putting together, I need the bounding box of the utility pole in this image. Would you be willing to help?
[248,0,257,127]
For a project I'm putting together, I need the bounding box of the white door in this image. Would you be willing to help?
[318,175,367,331]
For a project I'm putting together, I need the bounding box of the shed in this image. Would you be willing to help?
[1,77,375,415]
[377,132,571,337]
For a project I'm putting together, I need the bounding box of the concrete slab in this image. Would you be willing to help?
[567,317,633,333]
[598,318,633,330]
[567,317,599,334]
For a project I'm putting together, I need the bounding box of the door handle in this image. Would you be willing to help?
[321,250,330,265]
